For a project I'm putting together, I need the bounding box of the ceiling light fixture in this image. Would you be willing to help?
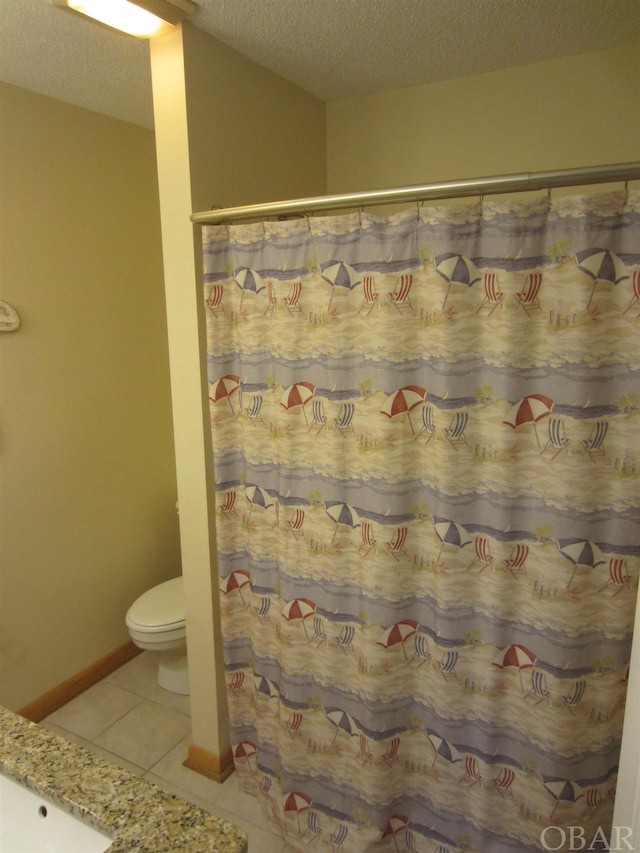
[52,0,197,39]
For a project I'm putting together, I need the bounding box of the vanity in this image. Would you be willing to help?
[0,706,248,852]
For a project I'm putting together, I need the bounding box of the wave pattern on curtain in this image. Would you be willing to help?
[203,191,640,853]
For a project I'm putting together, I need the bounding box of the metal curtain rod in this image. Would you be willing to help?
[190,162,640,226]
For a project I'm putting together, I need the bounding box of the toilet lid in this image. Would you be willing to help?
[126,577,185,630]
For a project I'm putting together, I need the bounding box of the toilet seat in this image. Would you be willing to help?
[126,577,185,639]
[126,576,189,694]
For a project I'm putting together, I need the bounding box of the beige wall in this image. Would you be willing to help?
[182,23,326,213]
[149,23,326,762]
[327,45,640,193]
[0,82,180,711]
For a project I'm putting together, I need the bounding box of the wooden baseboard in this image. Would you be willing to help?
[18,641,143,723]
[184,743,234,784]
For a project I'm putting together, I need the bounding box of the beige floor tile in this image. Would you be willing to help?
[43,681,143,740]
[147,735,224,804]
[93,699,191,770]
[229,816,287,853]
[146,683,191,714]
[105,651,191,714]
[104,650,159,696]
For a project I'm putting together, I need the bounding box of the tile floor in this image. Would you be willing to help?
[41,651,294,852]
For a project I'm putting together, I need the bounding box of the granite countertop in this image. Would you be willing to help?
[0,706,248,853]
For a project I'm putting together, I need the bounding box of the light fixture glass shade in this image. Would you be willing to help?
[53,0,196,38]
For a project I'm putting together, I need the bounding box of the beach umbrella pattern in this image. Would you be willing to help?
[282,598,317,637]
[575,249,628,308]
[434,252,482,307]
[542,776,584,819]
[320,261,361,310]
[210,374,241,414]
[283,791,312,834]
[245,484,274,522]
[234,266,266,310]
[325,501,360,542]
[557,539,606,588]
[326,708,358,742]
[426,731,462,767]
[377,620,419,660]
[280,382,316,425]
[381,815,410,851]
[433,518,471,561]
[220,569,251,604]
[503,394,554,448]
[381,385,427,434]
[233,741,257,772]
[493,644,537,694]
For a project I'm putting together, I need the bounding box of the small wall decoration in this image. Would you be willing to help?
[0,301,21,331]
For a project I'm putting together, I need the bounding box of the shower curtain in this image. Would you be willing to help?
[203,189,639,853]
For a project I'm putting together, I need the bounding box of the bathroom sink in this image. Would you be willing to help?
[0,773,112,853]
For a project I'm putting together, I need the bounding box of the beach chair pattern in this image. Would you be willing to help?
[443,411,469,450]
[541,417,570,458]
[493,767,516,799]
[264,278,278,316]
[228,670,245,695]
[515,272,542,315]
[330,823,349,852]
[416,404,436,443]
[623,268,640,316]
[562,680,586,713]
[410,634,432,666]
[255,596,271,621]
[284,280,303,316]
[504,544,529,579]
[582,421,608,461]
[219,490,237,519]
[526,670,551,704]
[599,558,632,595]
[388,273,415,313]
[205,283,225,315]
[459,756,483,785]
[382,736,400,766]
[244,394,264,424]
[439,651,459,679]
[288,509,306,539]
[333,402,355,436]
[308,398,327,434]
[203,193,637,853]
[357,274,379,314]
[336,624,355,653]
[466,536,494,572]
[359,521,377,556]
[385,526,408,560]
[476,272,504,315]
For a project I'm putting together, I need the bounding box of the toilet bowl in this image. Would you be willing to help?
[126,576,189,695]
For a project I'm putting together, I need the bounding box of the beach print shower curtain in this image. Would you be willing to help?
[203,189,640,853]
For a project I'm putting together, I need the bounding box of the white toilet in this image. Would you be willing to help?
[126,576,189,695]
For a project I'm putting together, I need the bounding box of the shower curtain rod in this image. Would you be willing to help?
[190,161,640,226]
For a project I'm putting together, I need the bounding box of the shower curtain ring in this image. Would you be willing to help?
[624,180,629,206]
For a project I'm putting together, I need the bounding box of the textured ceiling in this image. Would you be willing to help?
[1,0,639,128]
